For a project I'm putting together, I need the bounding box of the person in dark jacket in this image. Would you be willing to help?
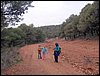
[53,43,61,63]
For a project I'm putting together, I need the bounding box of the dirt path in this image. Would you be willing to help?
[2,39,99,75]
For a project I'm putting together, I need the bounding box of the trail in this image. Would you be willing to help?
[1,39,99,75]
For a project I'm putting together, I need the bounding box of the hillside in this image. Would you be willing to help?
[1,39,99,75]
[39,25,61,38]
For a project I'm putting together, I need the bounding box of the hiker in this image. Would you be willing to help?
[38,45,42,59]
[41,46,48,60]
[53,43,61,63]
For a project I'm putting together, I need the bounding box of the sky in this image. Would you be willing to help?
[9,1,94,28]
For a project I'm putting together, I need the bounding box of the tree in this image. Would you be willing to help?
[59,22,66,39]
[34,28,45,43]
[78,1,99,37]
[1,1,34,30]
[60,14,79,40]
[18,23,34,44]
[90,1,99,36]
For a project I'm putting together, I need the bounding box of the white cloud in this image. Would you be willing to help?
[9,1,94,28]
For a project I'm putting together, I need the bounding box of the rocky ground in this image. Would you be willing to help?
[1,38,99,75]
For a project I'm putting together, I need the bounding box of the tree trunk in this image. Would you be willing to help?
[65,36,66,40]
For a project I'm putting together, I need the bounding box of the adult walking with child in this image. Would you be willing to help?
[53,43,61,63]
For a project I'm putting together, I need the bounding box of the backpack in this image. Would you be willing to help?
[54,47,61,56]
[58,47,61,54]
[55,46,61,51]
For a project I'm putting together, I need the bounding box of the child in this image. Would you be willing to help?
[38,45,42,59]
[41,46,48,60]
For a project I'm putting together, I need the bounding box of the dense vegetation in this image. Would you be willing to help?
[1,23,45,48]
[59,1,99,40]
[39,25,61,39]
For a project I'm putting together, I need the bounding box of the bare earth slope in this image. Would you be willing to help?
[1,39,99,75]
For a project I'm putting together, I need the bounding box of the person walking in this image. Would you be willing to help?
[53,43,61,63]
[41,46,48,60]
[38,45,42,59]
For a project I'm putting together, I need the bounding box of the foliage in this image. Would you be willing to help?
[39,25,61,39]
[1,23,46,48]
[1,1,33,30]
[60,1,99,40]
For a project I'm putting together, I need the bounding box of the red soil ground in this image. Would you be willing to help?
[1,38,99,75]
